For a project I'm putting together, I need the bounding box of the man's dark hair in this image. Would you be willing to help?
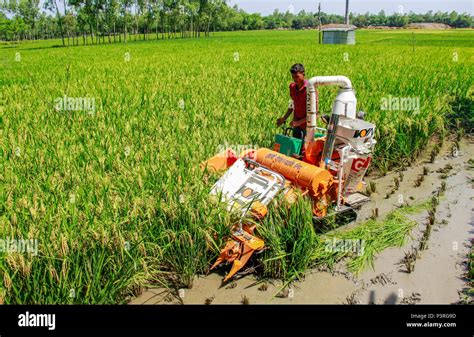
[290,63,305,74]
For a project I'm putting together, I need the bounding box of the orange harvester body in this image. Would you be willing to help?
[254,148,337,216]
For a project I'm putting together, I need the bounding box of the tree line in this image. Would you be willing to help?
[0,0,472,44]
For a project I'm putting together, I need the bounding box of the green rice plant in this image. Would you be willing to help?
[468,241,474,281]
[258,196,316,282]
[341,211,417,274]
[312,200,430,275]
[365,186,372,197]
[438,185,445,195]
[393,177,400,190]
[204,296,214,305]
[399,171,404,182]
[437,164,453,174]
[258,283,268,291]
[371,208,379,220]
[423,166,429,176]
[400,248,418,273]
[430,195,439,209]
[468,158,474,169]
[414,174,424,187]
[419,227,431,251]
[400,199,433,214]
[369,181,377,194]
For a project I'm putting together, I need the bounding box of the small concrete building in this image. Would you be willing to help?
[321,24,356,45]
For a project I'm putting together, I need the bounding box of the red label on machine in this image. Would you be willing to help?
[351,157,372,173]
[344,155,372,195]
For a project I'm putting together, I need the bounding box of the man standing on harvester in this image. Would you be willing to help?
[277,63,317,140]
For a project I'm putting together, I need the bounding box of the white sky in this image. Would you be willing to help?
[227,0,474,15]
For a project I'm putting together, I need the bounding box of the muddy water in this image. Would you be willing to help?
[133,272,355,304]
[131,138,474,305]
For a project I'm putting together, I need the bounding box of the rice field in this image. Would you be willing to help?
[1,29,473,304]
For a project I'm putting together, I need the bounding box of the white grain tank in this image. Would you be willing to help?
[336,116,377,195]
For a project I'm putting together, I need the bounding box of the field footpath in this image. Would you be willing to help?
[131,137,474,304]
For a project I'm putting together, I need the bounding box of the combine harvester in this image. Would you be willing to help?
[202,76,377,282]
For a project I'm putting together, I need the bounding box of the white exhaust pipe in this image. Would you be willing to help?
[305,76,357,143]
[309,75,352,89]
